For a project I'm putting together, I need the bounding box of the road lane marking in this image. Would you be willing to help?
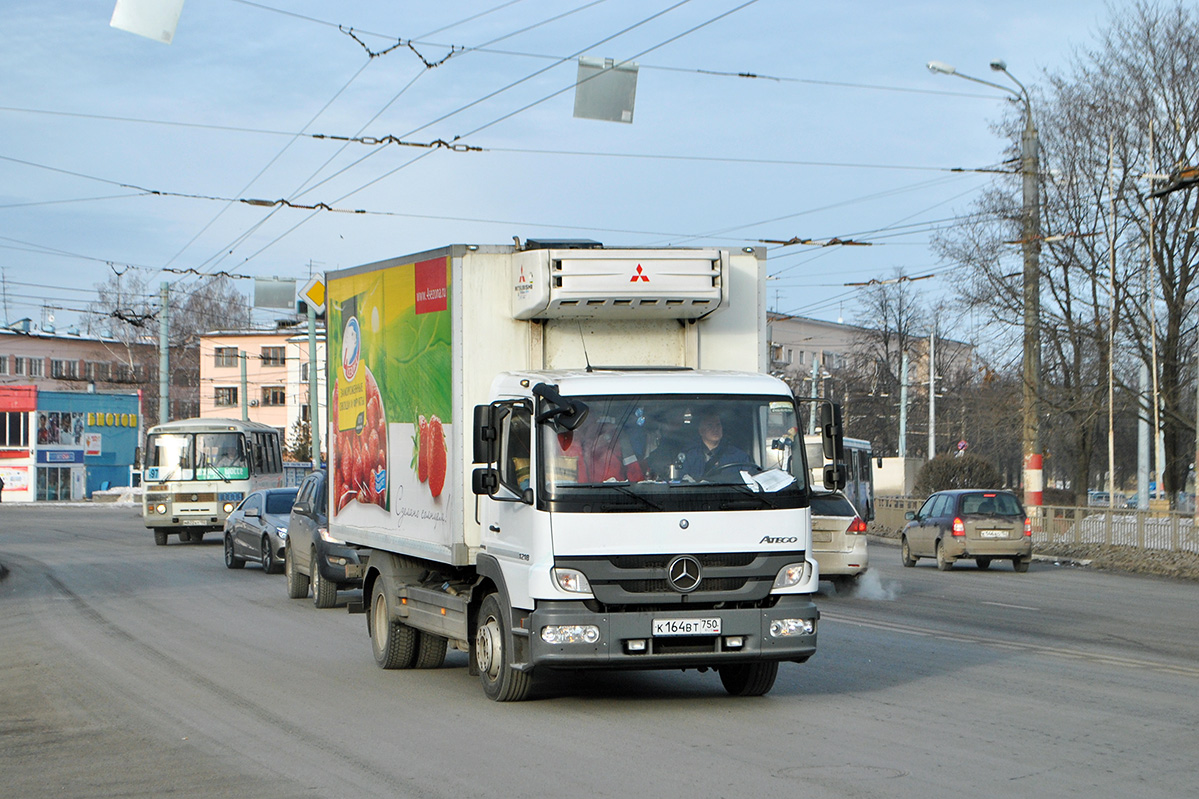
[823,610,1199,680]
[981,601,1040,611]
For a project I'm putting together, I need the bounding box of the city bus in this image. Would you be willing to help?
[804,434,875,521]
[142,417,284,545]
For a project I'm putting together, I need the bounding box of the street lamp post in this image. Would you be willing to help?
[929,59,1042,506]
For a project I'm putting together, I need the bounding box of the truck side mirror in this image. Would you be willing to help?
[473,404,497,464]
[472,467,499,496]
[823,463,847,491]
[819,402,844,461]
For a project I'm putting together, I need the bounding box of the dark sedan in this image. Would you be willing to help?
[284,470,365,607]
[223,488,299,573]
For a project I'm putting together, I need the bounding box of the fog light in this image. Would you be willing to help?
[625,639,648,653]
[156,504,167,515]
[724,636,745,649]
[541,625,600,645]
[770,618,815,637]
[223,502,235,513]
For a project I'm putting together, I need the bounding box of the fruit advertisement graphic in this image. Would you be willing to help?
[328,257,452,539]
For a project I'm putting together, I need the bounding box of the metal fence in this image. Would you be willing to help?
[874,495,1199,554]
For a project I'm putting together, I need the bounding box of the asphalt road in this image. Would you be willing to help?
[2,504,1197,798]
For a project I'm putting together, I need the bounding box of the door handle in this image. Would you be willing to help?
[489,524,501,532]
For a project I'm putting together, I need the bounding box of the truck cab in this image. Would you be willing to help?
[470,369,820,697]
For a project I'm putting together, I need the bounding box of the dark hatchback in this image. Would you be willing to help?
[284,470,365,607]
[901,489,1032,572]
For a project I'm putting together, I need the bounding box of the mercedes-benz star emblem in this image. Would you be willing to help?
[666,555,702,593]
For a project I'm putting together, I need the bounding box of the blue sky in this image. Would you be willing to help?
[0,0,1116,336]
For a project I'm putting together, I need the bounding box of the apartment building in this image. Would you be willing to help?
[198,325,327,458]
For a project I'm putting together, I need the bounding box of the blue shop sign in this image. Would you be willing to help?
[38,449,84,464]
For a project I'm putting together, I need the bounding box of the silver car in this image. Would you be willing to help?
[223,488,299,573]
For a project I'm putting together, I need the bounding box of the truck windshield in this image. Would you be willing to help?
[539,394,806,512]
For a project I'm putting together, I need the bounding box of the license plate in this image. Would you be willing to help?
[653,618,721,636]
[181,519,208,526]
[980,529,1007,539]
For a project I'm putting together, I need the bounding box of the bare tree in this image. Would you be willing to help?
[934,1,1199,502]
[86,273,253,424]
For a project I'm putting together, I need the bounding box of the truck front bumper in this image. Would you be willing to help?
[526,596,818,670]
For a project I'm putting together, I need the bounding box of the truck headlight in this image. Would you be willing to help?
[770,618,815,637]
[222,502,235,513]
[773,562,809,589]
[156,504,168,515]
[553,568,592,594]
[541,625,600,645]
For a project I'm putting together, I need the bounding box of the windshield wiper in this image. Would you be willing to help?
[600,482,662,511]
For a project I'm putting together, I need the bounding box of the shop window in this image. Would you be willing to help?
[1,411,29,447]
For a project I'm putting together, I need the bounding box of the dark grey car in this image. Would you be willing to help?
[224,487,299,573]
[284,470,365,607]
[901,489,1032,572]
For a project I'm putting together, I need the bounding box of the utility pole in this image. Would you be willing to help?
[307,302,321,470]
[898,351,909,457]
[240,353,249,422]
[158,282,170,424]
[928,59,1041,504]
[928,331,937,459]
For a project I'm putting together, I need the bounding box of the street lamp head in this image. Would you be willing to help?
[927,61,956,75]
[989,59,1008,72]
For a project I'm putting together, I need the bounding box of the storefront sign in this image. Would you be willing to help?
[37,450,84,464]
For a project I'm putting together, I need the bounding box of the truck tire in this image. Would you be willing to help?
[285,544,309,599]
[414,632,448,669]
[312,551,338,608]
[935,539,954,571]
[370,581,417,669]
[154,529,168,547]
[224,533,245,569]
[719,661,779,696]
[476,593,532,701]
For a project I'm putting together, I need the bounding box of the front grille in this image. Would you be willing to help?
[173,489,215,501]
[556,551,803,607]
[609,553,756,569]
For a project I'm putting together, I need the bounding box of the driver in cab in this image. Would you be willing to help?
[680,412,749,480]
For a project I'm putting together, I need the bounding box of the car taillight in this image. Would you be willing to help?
[1024,517,1032,536]
[952,517,965,536]
[846,516,868,534]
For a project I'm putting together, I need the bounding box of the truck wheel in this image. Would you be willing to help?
[312,551,338,608]
[901,536,916,567]
[414,632,448,669]
[370,581,417,669]
[154,530,168,547]
[719,661,779,697]
[285,543,309,599]
[224,533,245,569]
[935,539,954,571]
[476,593,532,701]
